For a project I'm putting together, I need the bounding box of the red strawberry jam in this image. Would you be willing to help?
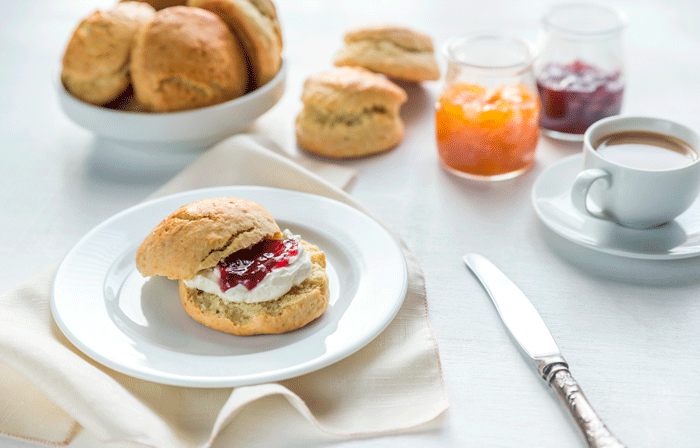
[217,237,299,292]
[537,60,624,135]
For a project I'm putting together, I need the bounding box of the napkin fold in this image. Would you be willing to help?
[0,135,448,447]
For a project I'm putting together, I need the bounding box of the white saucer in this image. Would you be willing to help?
[532,154,700,260]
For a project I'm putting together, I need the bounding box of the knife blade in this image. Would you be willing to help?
[463,253,626,448]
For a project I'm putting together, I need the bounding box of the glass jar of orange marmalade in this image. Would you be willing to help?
[436,34,540,180]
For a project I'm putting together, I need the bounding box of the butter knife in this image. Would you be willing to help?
[463,253,626,448]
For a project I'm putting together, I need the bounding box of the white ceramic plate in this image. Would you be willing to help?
[56,60,286,152]
[51,186,407,387]
[532,154,700,259]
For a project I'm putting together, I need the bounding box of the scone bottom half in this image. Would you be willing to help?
[179,240,329,335]
[135,197,330,335]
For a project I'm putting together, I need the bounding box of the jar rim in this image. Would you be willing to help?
[542,2,628,36]
[442,33,536,73]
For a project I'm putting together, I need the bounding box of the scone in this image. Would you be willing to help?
[61,2,156,105]
[334,25,441,82]
[136,197,330,335]
[130,6,248,112]
[187,0,283,89]
[295,66,408,158]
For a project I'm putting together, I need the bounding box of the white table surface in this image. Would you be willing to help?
[2,0,700,447]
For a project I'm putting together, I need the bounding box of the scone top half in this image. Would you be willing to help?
[345,25,435,54]
[301,66,407,118]
[136,197,280,280]
[334,24,441,82]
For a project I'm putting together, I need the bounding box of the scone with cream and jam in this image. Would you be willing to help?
[136,197,329,335]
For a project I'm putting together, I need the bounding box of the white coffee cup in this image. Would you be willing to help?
[571,116,700,229]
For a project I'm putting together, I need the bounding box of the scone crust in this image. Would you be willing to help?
[188,0,283,88]
[130,6,248,112]
[136,197,280,280]
[61,2,156,105]
[295,66,407,158]
[334,25,440,82]
[179,241,330,335]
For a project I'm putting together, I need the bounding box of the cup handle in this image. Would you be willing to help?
[571,168,612,221]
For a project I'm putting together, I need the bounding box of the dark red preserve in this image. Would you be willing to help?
[537,60,623,135]
[217,237,299,292]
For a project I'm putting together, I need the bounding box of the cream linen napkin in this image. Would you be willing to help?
[0,135,448,447]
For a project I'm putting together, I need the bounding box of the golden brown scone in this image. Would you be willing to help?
[136,197,280,280]
[179,241,329,335]
[61,2,156,105]
[130,6,248,112]
[119,0,187,10]
[334,25,441,82]
[295,66,408,158]
[187,0,283,89]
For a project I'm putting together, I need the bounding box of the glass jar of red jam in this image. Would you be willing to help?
[535,2,628,140]
[435,34,540,180]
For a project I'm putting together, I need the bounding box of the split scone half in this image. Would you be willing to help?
[334,24,441,82]
[136,197,329,335]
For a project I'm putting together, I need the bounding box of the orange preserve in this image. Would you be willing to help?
[435,82,540,179]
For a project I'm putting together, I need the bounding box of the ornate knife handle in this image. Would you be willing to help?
[542,361,626,448]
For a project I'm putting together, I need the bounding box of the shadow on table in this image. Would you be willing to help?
[395,80,433,127]
[86,137,201,185]
[540,134,584,154]
[536,223,700,286]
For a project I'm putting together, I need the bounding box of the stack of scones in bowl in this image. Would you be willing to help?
[57,0,286,152]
